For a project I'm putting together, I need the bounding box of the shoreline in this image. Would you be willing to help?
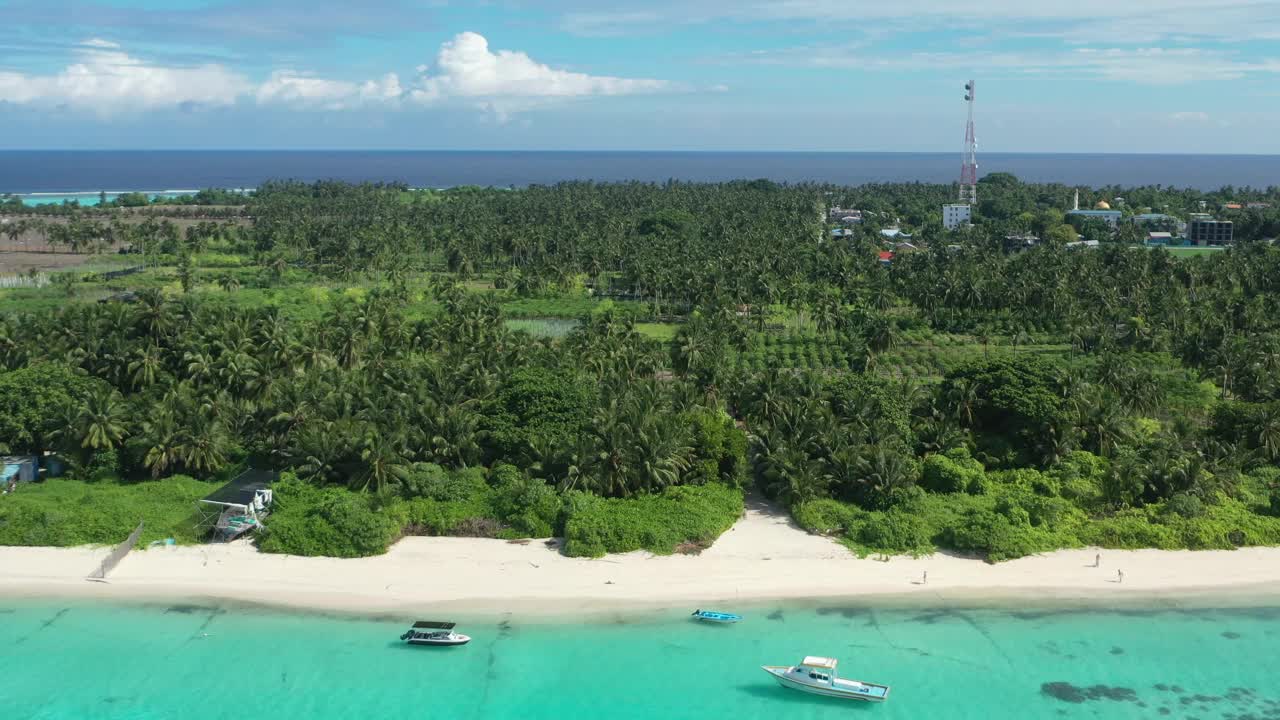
[4,503,1280,619]
[5,578,1280,624]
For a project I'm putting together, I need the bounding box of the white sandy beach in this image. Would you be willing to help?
[3,498,1279,616]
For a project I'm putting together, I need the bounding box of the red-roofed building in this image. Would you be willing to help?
[878,251,894,265]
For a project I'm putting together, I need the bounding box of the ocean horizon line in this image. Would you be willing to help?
[2,148,1280,157]
[4,150,1276,194]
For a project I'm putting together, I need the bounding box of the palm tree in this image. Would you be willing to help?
[425,403,481,468]
[855,446,916,508]
[3,219,24,250]
[1081,398,1130,458]
[864,317,898,356]
[355,433,408,493]
[177,254,195,294]
[74,388,128,451]
[128,345,165,390]
[138,411,183,478]
[181,411,231,475]
[631,416,693,493]
[133,289,171,339]
[944,377,981,428]
[218,274,241,293]
[1256,405,1280,462]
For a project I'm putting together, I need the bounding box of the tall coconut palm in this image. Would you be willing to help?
[128,344,165,390]
[74,388,128,451]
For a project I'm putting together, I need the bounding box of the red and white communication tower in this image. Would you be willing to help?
[959,79,978,205]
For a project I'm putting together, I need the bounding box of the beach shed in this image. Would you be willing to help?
[197,468,277,542]
[2,456,37,482]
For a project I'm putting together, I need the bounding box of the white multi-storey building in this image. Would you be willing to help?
[942,203,972,230]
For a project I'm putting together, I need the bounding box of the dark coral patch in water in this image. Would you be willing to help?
[1041,682,1138,704]
[816,606,870,619]
[1109,646,1125,655]
[1222,631,1242,639]
[1011,609,1071,621]
[165,604,219,615]
[908,610,956,624]
[766,610,784,621]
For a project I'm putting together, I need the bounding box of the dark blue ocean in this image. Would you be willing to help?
[1,151,1277,194]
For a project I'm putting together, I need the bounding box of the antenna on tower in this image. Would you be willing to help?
[959,80,978,206]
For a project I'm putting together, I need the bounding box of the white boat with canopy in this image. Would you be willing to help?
[400,621,471,647]
[761,656,890,702]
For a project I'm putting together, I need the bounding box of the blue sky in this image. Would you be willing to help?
[1,0,1278,152]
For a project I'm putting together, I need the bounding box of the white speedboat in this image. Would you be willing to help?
[401,621,471,647]
[762,656,890,702]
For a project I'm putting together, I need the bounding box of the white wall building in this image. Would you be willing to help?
[943,203,972,230]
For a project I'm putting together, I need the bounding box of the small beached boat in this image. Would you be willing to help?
[691,609,742,624]
[400,621,471,647]
[761,656,890,702]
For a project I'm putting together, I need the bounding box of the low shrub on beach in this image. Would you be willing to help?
[259,477,401,558]
[263,466,572,556]
[561,483,744,558]
[488,464,562,538]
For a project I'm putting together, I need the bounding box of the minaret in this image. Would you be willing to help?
[1073,189,1080,211]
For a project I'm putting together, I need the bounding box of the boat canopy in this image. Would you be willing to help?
[200,468,277,509]
[412,621,456,630]
[196,468,279,542]
[802,656,838,669]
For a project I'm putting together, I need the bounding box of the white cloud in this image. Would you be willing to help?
[0,32,675,116]
[563,0,1280,42]
[0,39,249,112]
[255,32,671,114]
[409,32,669,108]
[731,45,1280,85]
[256,73,362,109]
[256,71,403,109]
[1170,111,1210,123]
[359,73,404,103]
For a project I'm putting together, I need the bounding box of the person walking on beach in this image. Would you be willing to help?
[1095,553,1101,568]
[1117,569,1123,584]
[922,570,928,585]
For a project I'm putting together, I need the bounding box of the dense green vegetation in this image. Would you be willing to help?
[256,468,742,558]
[3,176,1280,561]
[0,476,220,546]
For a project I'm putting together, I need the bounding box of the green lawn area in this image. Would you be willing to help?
[634,322,680,341]
[500,296,647,319]
[880,342,1071,380]
[0,476,221,547]
[505,318,581,338]
[1162,246,1226,258]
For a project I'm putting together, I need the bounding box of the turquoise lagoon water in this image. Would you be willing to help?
[16,191,196,207]
[2,600,1279,719]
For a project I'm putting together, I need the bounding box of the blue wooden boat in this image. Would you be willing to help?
[691,609,742,624]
